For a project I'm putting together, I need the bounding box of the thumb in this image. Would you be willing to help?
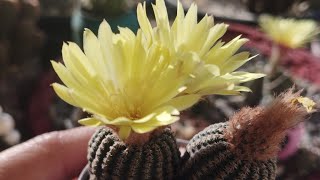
[0,126,96,180]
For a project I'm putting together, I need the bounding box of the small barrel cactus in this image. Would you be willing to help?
[88,127,180,179]
[180,90,312,179]
[180,123,276,179]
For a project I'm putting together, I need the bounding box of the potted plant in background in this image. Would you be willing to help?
[256,15,320,179]
[0,0,44,141]
[241,0,297,14]
[72,0,141,44]
[0,106,20,151]
[256,15,319,103]
[39,0,77,17]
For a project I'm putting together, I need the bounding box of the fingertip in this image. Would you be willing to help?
[0,126,99,180]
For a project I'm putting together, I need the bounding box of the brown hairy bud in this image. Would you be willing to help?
[225,89,310,160]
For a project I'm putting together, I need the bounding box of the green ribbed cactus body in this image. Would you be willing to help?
[88,127,180,180]
[180,123,277,180]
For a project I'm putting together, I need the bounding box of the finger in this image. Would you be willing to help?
[0,126,96,180]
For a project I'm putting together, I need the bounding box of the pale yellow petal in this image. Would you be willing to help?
[233,85,252,92]
[163,94,201,111]
[62,43,92,86]
[229,72,266,83]
[78,118,103,126]
[137,2,153,46]
[98,21,114,75]
[200,23,228,56]
[132,113,156,123]
[109,117,133,126]
[83,28,109,83]
[205,64,220,76]
[209,89,241,96]
[51,83,78,107]
[51,61,78,89]
[70,91,109,118]
[205,36,248,66]
[184,3,198,34]
[132,113,179,133]
[155,111,180,125]
[220,52,255,74]
[118,126,132,140]
[171,0,185,47]
[67,42,96,76]
[131,124,158,134]
[195,84,234,96]
[183,15,210,52]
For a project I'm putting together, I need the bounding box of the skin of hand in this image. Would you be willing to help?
[0,126,96,180]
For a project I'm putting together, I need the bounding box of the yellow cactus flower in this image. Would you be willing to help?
[52,0,264,140]
[259,15,319,49]
[137,0,264,95]
[52,23,201,140]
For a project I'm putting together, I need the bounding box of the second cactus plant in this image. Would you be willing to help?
[88,127,180,179]
[180,90,312,179]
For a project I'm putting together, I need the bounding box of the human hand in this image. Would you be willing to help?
[0,126,96,180]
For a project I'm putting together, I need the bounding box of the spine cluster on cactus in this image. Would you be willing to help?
[88,127,181,179]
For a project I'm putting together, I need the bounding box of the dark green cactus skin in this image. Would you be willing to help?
[88,127,181,180]
[179,123,277,180]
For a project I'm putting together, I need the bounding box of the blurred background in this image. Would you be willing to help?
[1,0,320,179]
